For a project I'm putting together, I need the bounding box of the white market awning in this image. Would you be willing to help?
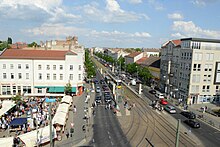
[56,103,69,114]
[52,111,67,126]
[61,95,72,105]
[18,126,56,147]
[0,100,16,117]
[0,137,14,147]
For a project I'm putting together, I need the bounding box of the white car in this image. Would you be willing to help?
[155,92,164,99]
[131,79,136,86]
[96,87,101,93]
[164,105,176,114]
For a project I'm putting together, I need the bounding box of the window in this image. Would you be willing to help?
[23,86,31,94]
[53,65,56,70]
[2,86,11,95]
[204,64,213,71]
[3,64,6,69]
[47,74,50,80]
[53,74,56,80]
[47,65,50,70]
[38,88,42,93]
[3,73,6,79]
[18,73,22,79]
[39,73,42,80]
[79,65,81,71]
[60,74,63,80]
[17,86,21,95]
[10,64,14,69]
[192,74,200,83]
[193,53,202,61]
[60,65,63,70]
[18,64,21,69]
[78,74,81,80]
[202,85,210,92]
[70,65,73,70]
[13,86,16,95]
[69,74,73,80]
[11,73,14,79]
[198,64,201,71]
[191,85,199,93]
[193,64,201,71]
[26,73,29,80]
[38,65,42,70]
[205,53,214,61]
[25,64,29,69]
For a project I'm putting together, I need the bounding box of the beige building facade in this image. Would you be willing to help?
[160,38,220,104]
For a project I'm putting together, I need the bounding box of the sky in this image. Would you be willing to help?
[0,0,220,48]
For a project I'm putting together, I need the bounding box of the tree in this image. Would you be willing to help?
[65,83,72,95]
[12,95,22,104]
[28,42,38,47]
[7,37,12,44]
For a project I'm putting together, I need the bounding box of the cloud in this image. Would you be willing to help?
[80,1,149,23]
[168,13,184,20]
[148,0,164,10]
[191,0,218,7]
[172,21,220,38]
[129,0,143,4]
[0,0,81,24]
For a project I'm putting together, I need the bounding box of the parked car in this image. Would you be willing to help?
[155,92,164,99]
[149,89,156,94]
[96,87,101,93]
[95,96,102,104]
[100,79,105,84]
[184,119,200,128]
[160,98,168,105]
[131,79,136,86]
[180,111,196,119]
[104,95,112,103]
[164,105,176,114]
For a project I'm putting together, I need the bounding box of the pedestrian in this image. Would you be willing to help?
[66,130,69,138]
[70,128,74,137]
[73,105,76,113]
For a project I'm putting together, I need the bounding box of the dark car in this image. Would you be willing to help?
[102,85,108,90]
[180,111,196,119]
[149,89,156,94]
[184,119,200,128]
[94,79,99,84]
[95,96,102,104]
[100,79,105,84]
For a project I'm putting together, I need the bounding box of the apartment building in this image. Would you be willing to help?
[160,38,220,104]
[0,48,85,98]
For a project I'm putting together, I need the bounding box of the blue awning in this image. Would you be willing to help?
[9,118,27,126]
[47,86,77,93]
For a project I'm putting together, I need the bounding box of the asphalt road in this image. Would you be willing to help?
[90,70,130,147]
[133,81,220,147]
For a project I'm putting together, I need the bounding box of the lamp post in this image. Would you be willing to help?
[136,65,138,80]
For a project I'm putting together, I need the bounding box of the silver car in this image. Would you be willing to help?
[164,105,176,114]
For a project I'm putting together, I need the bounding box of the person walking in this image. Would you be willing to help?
[65,130,69,138]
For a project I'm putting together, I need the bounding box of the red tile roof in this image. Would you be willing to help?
[126,52,142,58]
[136,57,147,64]
[172,39,181,46]
[0,49,77,60]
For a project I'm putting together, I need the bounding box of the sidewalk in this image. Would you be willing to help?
[52,83,94,147]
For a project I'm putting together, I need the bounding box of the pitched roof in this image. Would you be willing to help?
[136,57,147,64]
[0,49,77,60]
[171,39,181,46]
[139,56,160,67]
[126,52,142,58]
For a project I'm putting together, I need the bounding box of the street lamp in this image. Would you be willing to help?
[136,65,138,80]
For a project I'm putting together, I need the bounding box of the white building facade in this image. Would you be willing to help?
[160,38,220,104]
[0,49,85,98]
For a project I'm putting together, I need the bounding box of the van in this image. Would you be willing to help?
[155,92,164,99]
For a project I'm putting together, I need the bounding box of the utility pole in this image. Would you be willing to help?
[175,119,180,147]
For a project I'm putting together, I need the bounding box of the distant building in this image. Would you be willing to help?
[143,48,160,57]
[161,38,220,104]
[124,52,144,65]
[10,42,27,49]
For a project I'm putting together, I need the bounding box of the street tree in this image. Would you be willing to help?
[65,83,72,95]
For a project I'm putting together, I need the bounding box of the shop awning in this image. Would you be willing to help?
[0,137,13,147]
[48,87,65,93]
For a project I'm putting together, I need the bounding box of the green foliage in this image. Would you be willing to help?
[85,49,96,78]
[126,63,138,75]
[65,83,72,95]
[0,41,10,51]
[135,48,142,52]
[7,37,12,44]
[28,42,39,47]
[12,95,22,104]
[116,56,125,70]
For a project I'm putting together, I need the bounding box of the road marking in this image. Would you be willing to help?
[111,141,114,145]
[109,135,111,139]
[92,138,95,143]
[107,131,110,135]
[155,110,161,115]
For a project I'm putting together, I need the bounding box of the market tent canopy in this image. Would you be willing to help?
[9,117,27,126]
[0,100,16,117]
[18,126,57,147]
[61,96,72,105]
[0,137,13,147]
[52,111,67,126]
[38,86,77,93]
[56,103,69,113]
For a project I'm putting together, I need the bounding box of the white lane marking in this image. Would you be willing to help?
[109,135,111,139]
[107,131,110,135]
[111,141,114,145]
[92,138,95,143]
